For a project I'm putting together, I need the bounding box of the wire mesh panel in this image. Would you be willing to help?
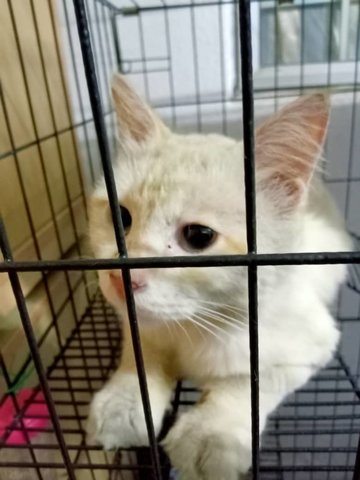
[0,0,360,479]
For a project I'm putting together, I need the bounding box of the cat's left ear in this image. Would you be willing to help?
[111,74,169,155]
[255,93,329,208]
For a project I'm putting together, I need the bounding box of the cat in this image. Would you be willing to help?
[86,74,352,480]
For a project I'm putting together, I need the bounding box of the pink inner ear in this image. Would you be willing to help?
[255,94,329,206]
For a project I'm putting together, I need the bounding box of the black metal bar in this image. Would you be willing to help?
[162,1,177,129]
[0,220,76,480]
[218,1,228,134]
[238,1,259,478]
[116,0,284,16]
[239,0,256,253]
[190,1,202,131]
[111,13,122,71]
[0,249,360,273]
[0,51,89,449]
[0,462,155,471]
[352,433,360,480]
[72,1,162,478]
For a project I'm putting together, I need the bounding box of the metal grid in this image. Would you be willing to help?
[0,0,360,479]
[1,292,360,478]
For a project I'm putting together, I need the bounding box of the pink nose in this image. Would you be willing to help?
[109,273,146,299]
[131,280,142,291]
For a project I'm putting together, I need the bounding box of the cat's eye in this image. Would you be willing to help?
[120,205,132,233]
[181,224,217,251]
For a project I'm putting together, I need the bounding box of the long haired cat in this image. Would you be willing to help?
[87,74,352,480]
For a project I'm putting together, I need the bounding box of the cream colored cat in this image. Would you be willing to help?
[87,75,352,480]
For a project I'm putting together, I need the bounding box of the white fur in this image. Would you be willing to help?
[87,81,352,479]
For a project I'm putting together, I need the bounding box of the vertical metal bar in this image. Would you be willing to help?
[28,0,91,309]
[299,3,306,478]
[341,40,359,478]
[274,1,279,111]
[239,0,257,253]
[352,432,360,480]
[28,0,83,254]
[12,7,96,469]
[1,70,85,474]
[344,6,360,220]
[0,357,44,480]
[72,1,162,478]
[101,5,118,152]
[6,0,85,370]
[300,0,305,94]
[0,220,76,480]
[274,417,284,480]
[94,0,112,113]
[162,1,177,129]
[137,12,150,99]
[60,0,96,184]
[345,302,360,477]
[339,0,351,61]
[111,13,122,72]
[323,0,336,181]
[218,3,228,134]
[190,1,202,132]
[238,1,259,479]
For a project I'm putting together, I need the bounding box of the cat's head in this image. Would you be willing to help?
[89,75,329,325]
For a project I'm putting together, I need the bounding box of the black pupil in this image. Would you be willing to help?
[120,206,132,232]
[183,224,215,250]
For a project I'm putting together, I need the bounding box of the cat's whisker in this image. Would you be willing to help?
[199,299,247,312]
[183,316,206,341]
[173,318,194,347]
[197,308,247,333]
[184,315,227,344]
[158,316,174,341]
[199,302,248,318]
[198,305,248,326]
[197,311,247,333]
[191,313,234,342]
[167,318,177,341]
[198,304,249,326]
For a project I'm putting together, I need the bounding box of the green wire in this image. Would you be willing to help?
[0,364,36,394]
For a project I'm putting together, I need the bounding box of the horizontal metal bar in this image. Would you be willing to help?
[2,443,356,455]
[116,0,347,16]
[119,0,237,15]
[22,412,360,423]
[283,400,360,407]
[259,466,354,472]
[267,428,360,435]
[0,442,140,452]
[262,447,358,453]
[0,461,354,472]
[270,413,360,421]
[48,375,115,381]
[0,462,154,470]
[1,250,360,273]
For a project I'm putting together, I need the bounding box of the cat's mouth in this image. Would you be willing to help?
[109,272,146,299]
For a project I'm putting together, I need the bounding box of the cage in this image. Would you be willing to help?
[0,0,360,479]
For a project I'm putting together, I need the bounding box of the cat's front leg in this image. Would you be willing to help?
[163,368,312,480]
[163,378,253,480]
[86,341,174,449]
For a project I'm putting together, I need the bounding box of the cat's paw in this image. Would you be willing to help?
[163,411,251,480]
[86,373,170,450]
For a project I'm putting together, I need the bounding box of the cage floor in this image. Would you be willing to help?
[0,294,359,480]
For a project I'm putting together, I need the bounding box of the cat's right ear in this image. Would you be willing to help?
[111,74,169,155]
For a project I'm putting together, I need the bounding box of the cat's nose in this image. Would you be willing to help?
[109,272,147,298]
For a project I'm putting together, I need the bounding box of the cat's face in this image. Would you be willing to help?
[90,75,329,325]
